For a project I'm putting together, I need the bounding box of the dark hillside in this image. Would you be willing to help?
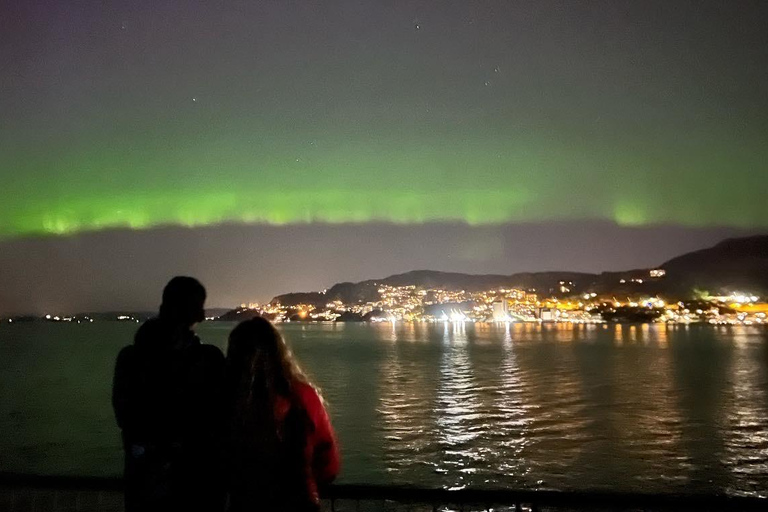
[270,235,768,304]
[658,235,768,294]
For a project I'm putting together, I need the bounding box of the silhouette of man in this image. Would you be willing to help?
[113,276,226,512]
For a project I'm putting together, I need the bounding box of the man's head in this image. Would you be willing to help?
[159,276,206,327]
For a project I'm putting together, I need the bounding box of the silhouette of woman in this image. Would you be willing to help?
[226,317,340,511]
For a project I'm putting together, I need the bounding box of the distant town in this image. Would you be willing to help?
[7,269,766,327]
[218,235,768,327]
[3,235,767,327]
[233,273,766,326]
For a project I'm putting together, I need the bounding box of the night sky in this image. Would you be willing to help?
[1,1,767,313]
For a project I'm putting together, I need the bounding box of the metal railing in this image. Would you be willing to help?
[1,473,766,511]
[323,484,767,511]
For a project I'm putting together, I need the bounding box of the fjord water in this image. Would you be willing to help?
[1,322,767,496]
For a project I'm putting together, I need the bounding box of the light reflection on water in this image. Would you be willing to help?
[1,321,767,496]
[434,321,481,489]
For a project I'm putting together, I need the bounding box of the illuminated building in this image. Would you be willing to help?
[492,300,509,321]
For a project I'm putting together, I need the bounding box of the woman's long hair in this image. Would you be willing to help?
[226,317,312,468]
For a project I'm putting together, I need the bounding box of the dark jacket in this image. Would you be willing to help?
[113,318,226,512]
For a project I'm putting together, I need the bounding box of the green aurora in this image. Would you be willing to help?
[3,118,766,237]
[2,1,767,237]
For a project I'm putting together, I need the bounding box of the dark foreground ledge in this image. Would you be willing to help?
[1,473,766,511]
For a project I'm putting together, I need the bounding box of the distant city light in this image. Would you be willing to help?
[13,282,767,327]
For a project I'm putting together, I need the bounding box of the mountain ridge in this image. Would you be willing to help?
[272,235,768,305]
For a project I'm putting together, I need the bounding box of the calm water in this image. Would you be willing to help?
[1,322,768,496]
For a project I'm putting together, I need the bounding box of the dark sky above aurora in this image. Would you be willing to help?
[1,0,767,313]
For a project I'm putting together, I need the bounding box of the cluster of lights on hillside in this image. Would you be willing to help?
[235,274,767,326]
[3,273,765,326]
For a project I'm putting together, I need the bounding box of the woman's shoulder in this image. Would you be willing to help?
[294,381,320,401]
[293,382,324,414]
